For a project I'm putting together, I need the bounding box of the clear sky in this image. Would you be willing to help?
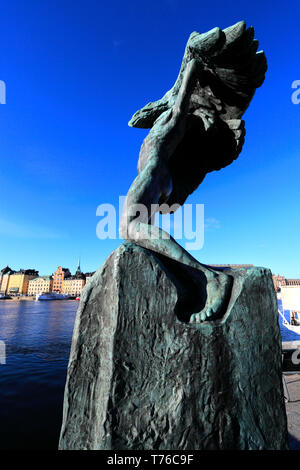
[0,0,299,277]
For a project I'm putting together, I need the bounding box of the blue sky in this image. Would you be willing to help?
[0,0,299,277]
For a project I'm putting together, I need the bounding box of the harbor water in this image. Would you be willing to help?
[0,298,298,450]
[0,300,77,450]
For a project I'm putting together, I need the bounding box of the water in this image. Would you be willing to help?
[0,298,298,450]
[0,300,77,450]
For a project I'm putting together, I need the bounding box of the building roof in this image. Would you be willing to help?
[13,269,39,276]
[54,267,71,273]
[0,266,15,275]
[30,276,52,282]
[71,257,85,279]
[65,273,86,281]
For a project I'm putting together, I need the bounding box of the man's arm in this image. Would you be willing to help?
[173,58,202,115]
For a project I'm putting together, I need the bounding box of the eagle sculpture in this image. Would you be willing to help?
[129,21,267,206]
[119,21,267,323]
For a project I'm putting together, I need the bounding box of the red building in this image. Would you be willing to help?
[52,266,71,293]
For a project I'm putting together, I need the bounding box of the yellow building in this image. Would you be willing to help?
[0,274,11,294]
[62,260,86,297]
[84,271,95,284]
[0,266,15,294]
[7,269,39,295]
[62,277,85,297]
[28,276,53,296]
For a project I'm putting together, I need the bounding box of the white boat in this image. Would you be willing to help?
[35,292,69,301]
[279,309,300,333]
[278,287,300,333]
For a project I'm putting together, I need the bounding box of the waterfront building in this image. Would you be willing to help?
[7,269,39,295]
[52,266,71,293]
[62,260,85,296]
[85,271,96,283]
[285,279,300,286]
[63,276,86,297]
[28,276,53,296]
[280,286,300,313]
[0,266,15,294]
[273,274,300,292]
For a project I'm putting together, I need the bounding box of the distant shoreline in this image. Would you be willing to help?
[0,297,77,301]
[1,297,36,301]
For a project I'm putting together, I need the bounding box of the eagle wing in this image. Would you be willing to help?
[129,21,267,128]
[129,21,267,207]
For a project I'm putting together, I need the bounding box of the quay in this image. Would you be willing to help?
[282,341,300,449]
[285,374,300,449]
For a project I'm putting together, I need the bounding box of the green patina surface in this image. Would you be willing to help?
[59,243,289,450]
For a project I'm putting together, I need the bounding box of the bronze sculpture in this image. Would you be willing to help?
[59,23,289,451]
[120,21,267,322]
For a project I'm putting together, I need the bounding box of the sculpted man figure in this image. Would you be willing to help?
[120,21,267,322]
[60,22,290,451]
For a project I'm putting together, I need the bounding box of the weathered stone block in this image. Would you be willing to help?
[59,243,289,450]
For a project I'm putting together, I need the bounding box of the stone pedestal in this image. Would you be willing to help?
[59,243,289,450]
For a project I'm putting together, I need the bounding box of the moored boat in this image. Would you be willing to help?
[278,287,300,334]
[279,308,300,333]
[35,292,70,301]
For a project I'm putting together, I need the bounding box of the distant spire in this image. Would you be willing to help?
[75,257,82,276]
[75,257,84,279]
